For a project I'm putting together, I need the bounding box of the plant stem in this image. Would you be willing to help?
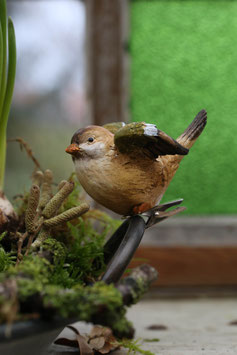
[0,0,6,192]
[0,131,6,191]
[0,16,16,191]
[0,0,7,116]
[0,19,4,103]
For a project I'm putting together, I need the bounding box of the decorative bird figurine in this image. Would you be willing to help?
[66,110,207,216]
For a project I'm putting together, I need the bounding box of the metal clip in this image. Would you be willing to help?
[143,199,186,229]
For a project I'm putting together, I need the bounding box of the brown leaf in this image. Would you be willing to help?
[77,334,94,355]
[99,343,114,354]
[54,324,120,354]
[90,325,113,339]
[54,324,93,352]
[103,328,113,338]
[89,336,105,350]
[100,335,120,354]
[89,326,120,354]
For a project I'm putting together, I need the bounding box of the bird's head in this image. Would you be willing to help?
[65,125,113,160]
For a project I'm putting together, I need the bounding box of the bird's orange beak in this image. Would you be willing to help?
[65,143,80,156]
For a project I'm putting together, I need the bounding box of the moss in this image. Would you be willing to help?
[0,248,13,272]
[110,314,133,337]
[6,255,51,301]
[43,282,120,317]
[130,276,148,304]
[41,238,66,265]
[120,273,151,306]
[42,282,132,337]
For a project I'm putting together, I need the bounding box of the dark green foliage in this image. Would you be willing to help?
[131,1,237,214]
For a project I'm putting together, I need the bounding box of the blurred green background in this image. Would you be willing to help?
[130,0,237,214]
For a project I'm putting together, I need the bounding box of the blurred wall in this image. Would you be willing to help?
[130,0,237,215]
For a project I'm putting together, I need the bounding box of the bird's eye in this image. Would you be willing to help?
[88,137,94,143]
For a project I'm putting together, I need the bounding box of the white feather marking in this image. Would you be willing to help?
[79,141,106,158]
[144,124,158,136]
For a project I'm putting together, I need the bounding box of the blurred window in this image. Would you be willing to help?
[6,0,87,198]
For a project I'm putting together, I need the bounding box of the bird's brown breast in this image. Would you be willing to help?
[74,149,169,215]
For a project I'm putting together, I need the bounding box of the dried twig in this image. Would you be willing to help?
[16,231,28,265]
[7,137,41,170]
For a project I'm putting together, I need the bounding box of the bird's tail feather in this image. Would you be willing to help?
[177,109,207,149]
[162,109,207,177]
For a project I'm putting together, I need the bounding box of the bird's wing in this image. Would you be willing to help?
[114,122,189,158]
[103,122,126,134]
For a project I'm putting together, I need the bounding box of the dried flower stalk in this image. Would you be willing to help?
[42,181,74,219]
[25,184,40,233]
[43,204,89,228]
[16,169,89,263]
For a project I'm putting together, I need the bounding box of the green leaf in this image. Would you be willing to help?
[1,17,17,131]
[119,339,156,355]
[0,231,7,242]
[0,0,7,118]
[0,15,16,190]
[0,23,3,103]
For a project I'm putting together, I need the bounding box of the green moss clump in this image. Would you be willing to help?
[0,248,13,272]
[6,255,51,301]
[42,282,132,337]
[129,276,148,305]
[43,282,121,318]
[41,238,66,266]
